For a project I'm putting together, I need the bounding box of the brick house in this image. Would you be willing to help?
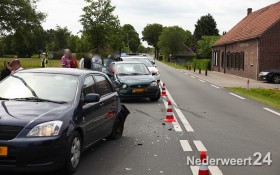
[212,2,280,80]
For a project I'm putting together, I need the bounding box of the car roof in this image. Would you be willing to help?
[122,56,148,59]
[114,61,144,64]
[18,68,102,76]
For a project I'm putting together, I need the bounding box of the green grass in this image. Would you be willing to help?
[161,60,186,69]
[228,87,280,110]
[0,58,61,69]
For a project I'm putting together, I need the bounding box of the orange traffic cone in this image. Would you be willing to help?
[198,151,209,175]
[161,83,167,96]
[164,100,176,122]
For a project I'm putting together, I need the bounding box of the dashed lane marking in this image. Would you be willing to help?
[229,93,245,100]
[191,76,196,78]
[199,79,206,83]
[180,140,193,151]
[190,166,199,175]
[191,166,223,175]
[211,84,220,89]
[209,166,223,175]
[193,140,207,151]
[264,108,280,116]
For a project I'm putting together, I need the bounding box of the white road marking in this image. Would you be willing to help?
[163,100,183,132]
[193,140,207,151]
[209,166,223,175]
[180,71,183,73]
[180,140,193,151]
[191,76,196,78]
[211,84,220,89]
[190,166,199,175]
[229,93,246,100]
[199,79,206,83]
[184,73,188,76]
[160,81,194,132]
[264,108,280,116]
[191,166,223,175]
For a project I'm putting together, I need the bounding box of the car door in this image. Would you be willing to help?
[81,75,104,146]
[93,74,118,136]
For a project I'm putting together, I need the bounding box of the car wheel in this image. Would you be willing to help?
[272,74,280,84]
[64,131,82,174]
[150,90,161,102]
[108,117,124,140]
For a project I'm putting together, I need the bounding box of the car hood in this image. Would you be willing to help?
[262,69,280,73]
[0,100,72,127]
[117,75,156,85]
[148,67,159,73]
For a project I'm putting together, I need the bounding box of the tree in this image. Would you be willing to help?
[122,24,140,53]
[197,36,221,58]
[80,0,120,53]
[142,23,163,58]
[0,0,46,35]
[194,14,219,41]
[157,26,190,59]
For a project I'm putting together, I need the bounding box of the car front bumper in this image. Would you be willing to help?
[0,135,68,172]
[119,87,160,99]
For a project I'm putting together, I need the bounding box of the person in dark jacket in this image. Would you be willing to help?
[105,53,122,68]
[0,62,12,81]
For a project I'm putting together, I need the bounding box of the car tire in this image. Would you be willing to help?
[272,74,280,84]
[150,90,161,102]
[108,117,124,140]
[64,131,82,175]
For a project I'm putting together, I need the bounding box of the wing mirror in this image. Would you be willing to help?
[84,93,100,103]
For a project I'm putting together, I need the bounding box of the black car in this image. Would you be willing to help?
[109,61,161,101]
[259,69,280,83]
[0,68,129,174]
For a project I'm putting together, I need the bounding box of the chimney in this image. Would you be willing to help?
[247,8,252,15]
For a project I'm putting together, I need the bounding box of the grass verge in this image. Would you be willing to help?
[0,58,61,69]
[228,87,280,110]
[161,60,185,69]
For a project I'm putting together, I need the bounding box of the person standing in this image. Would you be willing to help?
[11,59,23,73]
[92,54,102,65]
[105,53,122,68]
[40,52,48,68]
[61,49,71,68]
[0,62,12,81]
[79,54,87,69]
[70,53,78,68]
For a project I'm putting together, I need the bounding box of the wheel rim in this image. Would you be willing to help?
[71,137,81,168]
[274,75,280,83]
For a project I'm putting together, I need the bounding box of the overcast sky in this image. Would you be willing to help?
[37,0,279,46]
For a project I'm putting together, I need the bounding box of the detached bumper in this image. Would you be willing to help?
[0,135,67,172]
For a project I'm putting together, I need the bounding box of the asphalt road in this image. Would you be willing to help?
[6,61,280,175]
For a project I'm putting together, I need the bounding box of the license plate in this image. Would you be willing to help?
[0,146,8,156]
[132,88,146,93]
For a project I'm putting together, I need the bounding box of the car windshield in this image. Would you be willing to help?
[0,73,79,103]
[124,58,154,67]
[115,63,150,76]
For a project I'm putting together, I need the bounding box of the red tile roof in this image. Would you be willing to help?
[213,1,280,46]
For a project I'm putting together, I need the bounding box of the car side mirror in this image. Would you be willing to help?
[84,93,100,103]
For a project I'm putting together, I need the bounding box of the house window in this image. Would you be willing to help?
[213,51,218,66]
[227,52,230,68]
[245,52,248,66]
[231,53,235,69]
[240,52,244,70]
[221,52,224,68]
[250,52,254,66]
[235,52,241,69]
